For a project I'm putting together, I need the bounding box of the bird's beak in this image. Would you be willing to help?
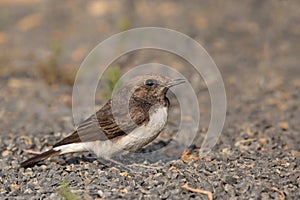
[167,78,186,88]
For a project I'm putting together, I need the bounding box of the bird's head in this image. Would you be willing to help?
[127,74,186,105]
[111,74,186,109]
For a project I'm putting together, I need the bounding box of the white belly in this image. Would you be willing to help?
[89,106,168,158]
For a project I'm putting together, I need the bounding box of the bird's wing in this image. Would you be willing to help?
[53,100,149,148]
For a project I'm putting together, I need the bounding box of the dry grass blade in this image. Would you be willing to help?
[182,183,213,200]
[23,149,42,155]
[181,149,200,163]
[268,187,285,200]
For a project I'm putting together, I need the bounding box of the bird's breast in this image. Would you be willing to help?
[117,106,168,151]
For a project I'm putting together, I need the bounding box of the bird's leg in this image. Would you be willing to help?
[97,157,133,172]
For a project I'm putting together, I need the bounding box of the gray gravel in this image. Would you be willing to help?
[1,73,299,199]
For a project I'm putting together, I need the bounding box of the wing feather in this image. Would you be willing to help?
[53,99,150,147]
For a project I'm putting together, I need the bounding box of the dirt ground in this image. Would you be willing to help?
[0,1,299,199]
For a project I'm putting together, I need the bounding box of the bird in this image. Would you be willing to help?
[20,74,185,167]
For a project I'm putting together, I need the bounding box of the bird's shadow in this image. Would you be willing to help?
[61,140,186,168]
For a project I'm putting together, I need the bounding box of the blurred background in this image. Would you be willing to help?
[0,0,299,146]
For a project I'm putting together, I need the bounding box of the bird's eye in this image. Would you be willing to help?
[145,79,155,86]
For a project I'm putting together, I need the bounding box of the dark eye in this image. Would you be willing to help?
[145,79,155,86]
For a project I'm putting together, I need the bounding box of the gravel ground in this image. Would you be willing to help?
[1,1,300,199]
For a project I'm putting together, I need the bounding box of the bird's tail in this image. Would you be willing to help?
[20,149,61,168]
[20,143,87,167]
